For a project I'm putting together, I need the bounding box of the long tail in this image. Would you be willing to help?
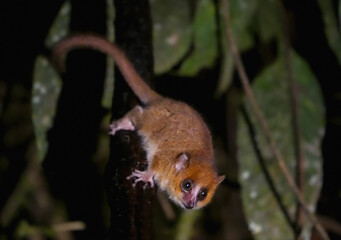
[53,34,161,104]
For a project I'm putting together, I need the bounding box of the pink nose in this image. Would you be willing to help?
[183,201,195,209]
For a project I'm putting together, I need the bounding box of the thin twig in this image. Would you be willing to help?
[223,0,329,239]
[278,2,305,237]
[241,106,296,231]
[52,221,86,232]
[317,215,341,236]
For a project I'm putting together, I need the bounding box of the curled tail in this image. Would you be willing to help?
[53,34,161,104]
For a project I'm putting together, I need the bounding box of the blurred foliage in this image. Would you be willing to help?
[177,0,218,76]
[151,0,192,74]
[228,0,258,51]
[318,0,341,63]
[15,221,55,239]
[22,0,340,239]
[32,56,62,161]
[44,1,70,48]
[174,210,201,240]
[239,51,324,239]
[32,2,69,161]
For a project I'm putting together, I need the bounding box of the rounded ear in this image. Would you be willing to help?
[217,175,225,184]
[175,153,190,173]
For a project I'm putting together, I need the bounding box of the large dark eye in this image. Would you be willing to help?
[197,188,208,201]
[181,179,193,192]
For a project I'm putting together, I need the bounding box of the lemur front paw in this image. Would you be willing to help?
[127,169,155,189]
[109,118,135,135]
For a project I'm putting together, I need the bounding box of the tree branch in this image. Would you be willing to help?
[241,106,296,232]
[222,0,329,239]
[277,2,305,237]
[105,0,155,239]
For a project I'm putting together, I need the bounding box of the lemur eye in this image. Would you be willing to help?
[197,188,208,201]
[181,179,193,192]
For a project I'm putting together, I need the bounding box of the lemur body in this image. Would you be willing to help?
[53,34,224,209]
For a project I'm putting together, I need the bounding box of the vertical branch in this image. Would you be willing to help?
[278,2,304,237]
[222,0,330,239]
[105,0,155,239]
[281,1,341,239]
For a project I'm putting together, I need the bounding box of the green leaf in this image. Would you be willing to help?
[239,52,324,239]
[151,0,192,74]
[317,0,341,63]
[228,0,259,51]
[214,51,233,98]
[44,2,70,47]
[254,0,281,44]
[32,56,62,162]
[178,0,218,76]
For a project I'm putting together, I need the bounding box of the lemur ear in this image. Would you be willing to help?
[217,175,225,184]
[175,153,190,173]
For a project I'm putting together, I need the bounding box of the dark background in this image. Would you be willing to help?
[0,0,340,239]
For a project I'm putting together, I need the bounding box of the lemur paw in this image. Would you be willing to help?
[127,169,155,189]
[109,118,135,135]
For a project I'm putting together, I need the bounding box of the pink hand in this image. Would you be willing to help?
[127,169,155,189]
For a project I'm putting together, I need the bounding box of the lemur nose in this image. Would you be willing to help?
[184,201,195,209]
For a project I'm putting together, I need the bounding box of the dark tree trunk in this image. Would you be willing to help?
[105,0,155,239]
[283,0,341,239]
